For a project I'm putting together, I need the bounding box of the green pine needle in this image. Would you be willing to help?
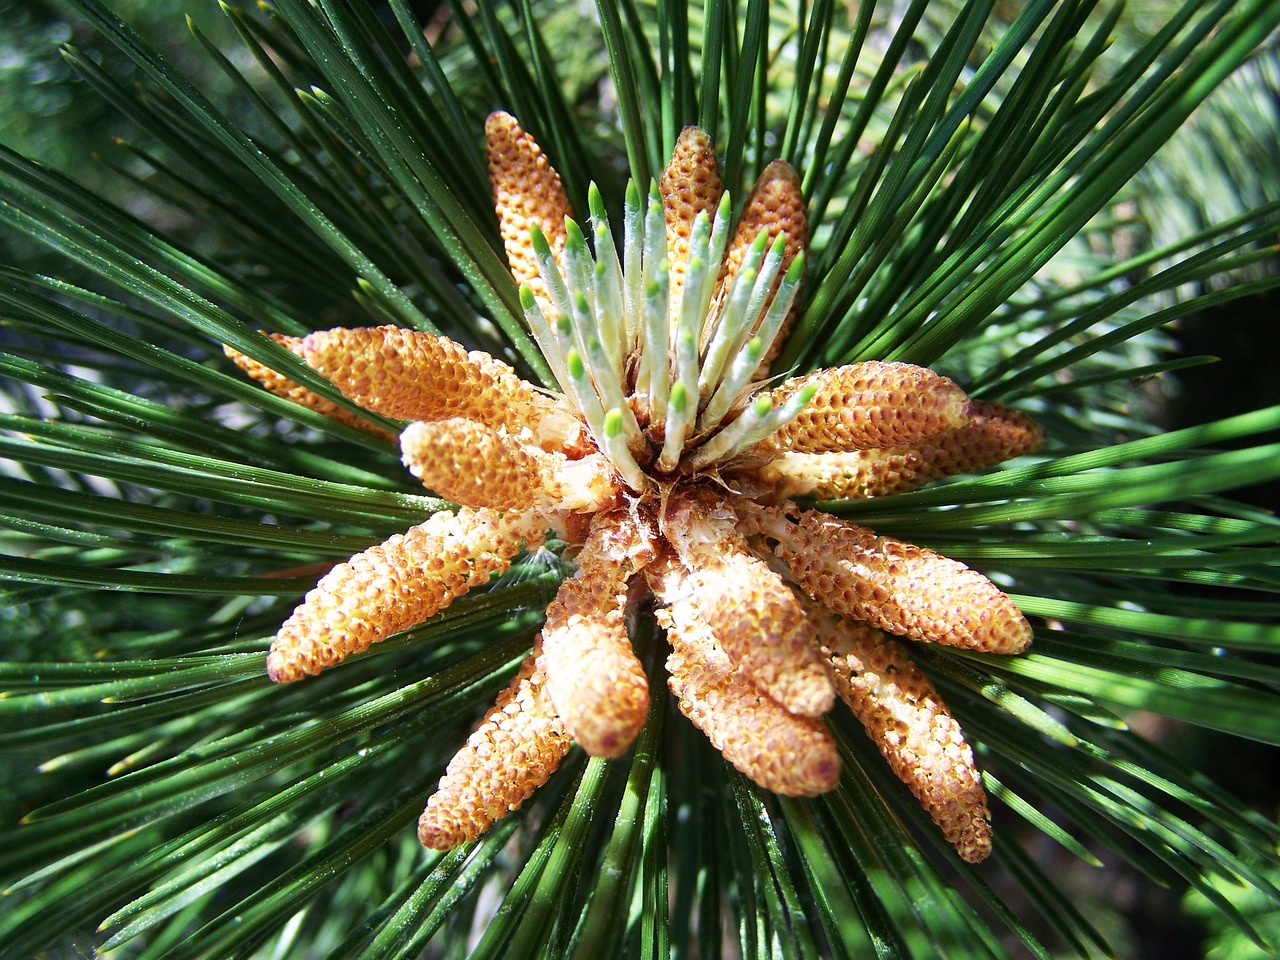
[2,1,1279,957]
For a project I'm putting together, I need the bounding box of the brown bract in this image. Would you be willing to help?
[230,111,1045,863]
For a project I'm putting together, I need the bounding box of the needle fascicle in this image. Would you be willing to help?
[685,384,817,471]
[588,183,626,381]
[699,228,771,401]
[622,179,644,351]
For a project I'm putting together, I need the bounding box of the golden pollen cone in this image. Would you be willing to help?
[232,111,1044,864]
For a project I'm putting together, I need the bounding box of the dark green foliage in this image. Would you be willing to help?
[1,1,1279,957]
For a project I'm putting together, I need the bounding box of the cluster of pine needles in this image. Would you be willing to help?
[1,1,1279,957]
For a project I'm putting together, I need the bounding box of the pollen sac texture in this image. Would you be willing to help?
[418,639,572,850]
[267,508,537,682]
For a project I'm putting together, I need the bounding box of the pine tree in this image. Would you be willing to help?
[2,2,1279,957]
